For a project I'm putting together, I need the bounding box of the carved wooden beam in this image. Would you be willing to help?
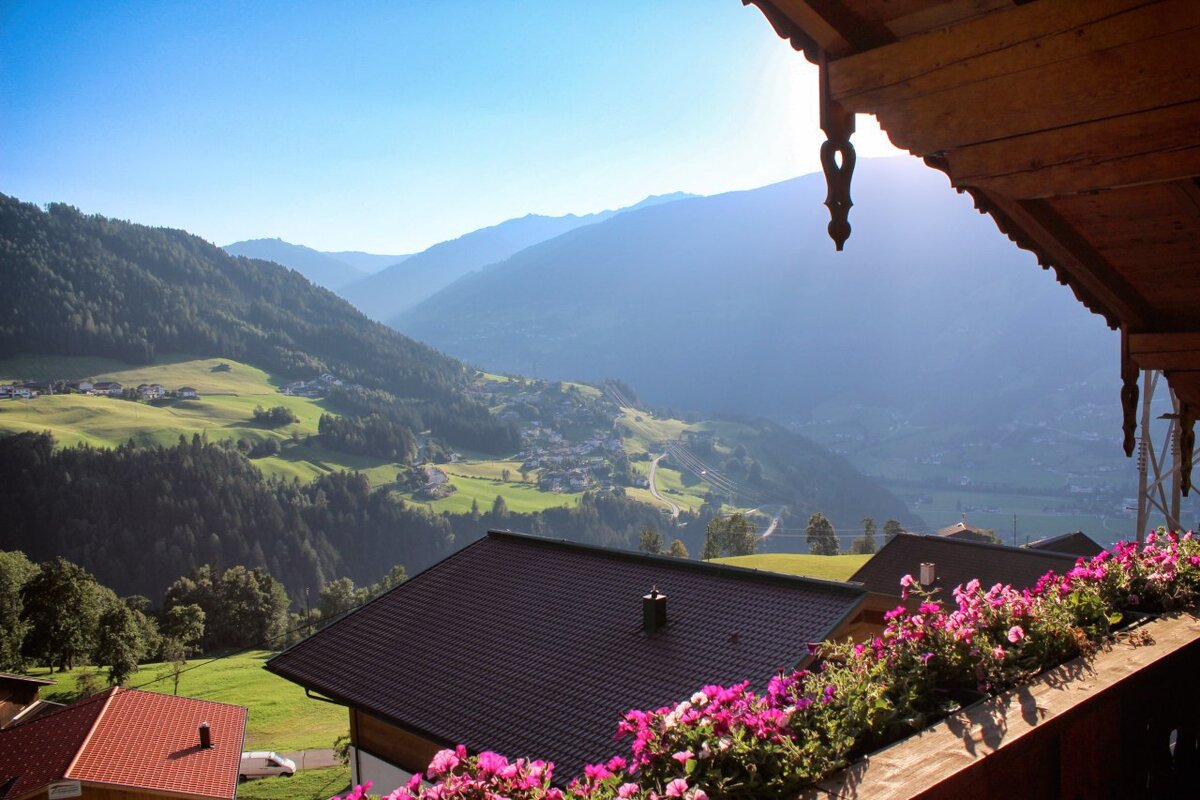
[819,51,855,251]
[1121,327,1139,458]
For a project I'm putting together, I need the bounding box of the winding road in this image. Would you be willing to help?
[647,454,681,518]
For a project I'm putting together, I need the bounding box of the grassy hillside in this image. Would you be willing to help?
[240,767,351,800]
[710,553,871,582]
[34,651,346,752]
[0,355,408,483]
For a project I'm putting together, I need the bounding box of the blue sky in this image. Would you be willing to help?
[0,1,899,253]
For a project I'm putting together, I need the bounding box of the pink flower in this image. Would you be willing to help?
[1007,625,1025,643]
[992,645,1006,660]
[666,779,689,797]
[671,751,693,765]
[618,783,640,798]
[584,762,613,782]
[426,749,460,777]
[900,574,915,588]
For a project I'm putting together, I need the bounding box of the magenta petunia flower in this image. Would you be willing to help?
[1007,625,1025,643]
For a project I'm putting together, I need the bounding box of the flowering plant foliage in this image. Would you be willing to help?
[332,531,1200,800]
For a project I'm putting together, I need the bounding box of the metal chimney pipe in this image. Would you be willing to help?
[199,722,212,749]
[920,562,936,585]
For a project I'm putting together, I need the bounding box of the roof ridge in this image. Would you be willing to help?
[892,532,1076,560]
[64,687,118,779]
[486,529,867,595]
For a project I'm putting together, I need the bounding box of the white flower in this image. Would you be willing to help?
[690,691,709,706]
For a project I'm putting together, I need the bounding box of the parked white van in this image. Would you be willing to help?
[239,751,296,780]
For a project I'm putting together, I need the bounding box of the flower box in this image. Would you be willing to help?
[802,612,1200,798]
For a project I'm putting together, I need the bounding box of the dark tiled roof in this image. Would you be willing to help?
[1025,531,1106,559]
[268,531,866,779]
[0,673,54,687]
[0,689,108,800]
[849,533,1077,598]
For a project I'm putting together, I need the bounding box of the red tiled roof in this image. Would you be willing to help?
[268,530,866,778]
[0,689,108,800]
[68,688,246,799]
[0,687,246,800]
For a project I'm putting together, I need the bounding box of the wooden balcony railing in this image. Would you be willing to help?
[804,612,1200,799]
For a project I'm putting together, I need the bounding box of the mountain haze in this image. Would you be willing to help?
[223,238,381,291]
[342,192,695,321]
[324,250,410,274]
[395,158,1116,428]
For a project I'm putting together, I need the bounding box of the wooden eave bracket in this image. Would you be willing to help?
[819,51,856,251]
[1121,327,1139,458]
[1181,402,1196,496]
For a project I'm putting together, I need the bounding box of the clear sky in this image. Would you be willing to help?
[0,0,900,253]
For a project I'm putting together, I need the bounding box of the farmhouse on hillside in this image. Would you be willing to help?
[0,687,246,800]
[267,531,867,793]
[847,533,1077,624]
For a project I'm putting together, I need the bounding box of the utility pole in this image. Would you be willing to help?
[1012,513,1017,548]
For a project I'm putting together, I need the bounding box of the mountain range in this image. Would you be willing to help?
[337,192,695,321]
[391,158,1116,429]
[223,238,409,291]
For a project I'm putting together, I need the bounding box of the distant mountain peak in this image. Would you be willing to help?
[340,191,697,322]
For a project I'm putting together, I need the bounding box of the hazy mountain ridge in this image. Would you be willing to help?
[223,238,408,290]
[341,192,697,321]
[395,159,1116,428]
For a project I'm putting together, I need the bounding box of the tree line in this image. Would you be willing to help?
[0,549,407,691]
[0,432,691,604]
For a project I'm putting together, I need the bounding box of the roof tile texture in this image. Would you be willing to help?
[850,533,1078,598]
[269,531,865,778]
[68,688,246,800]
[0,689,107,800]
[0,687,245,800]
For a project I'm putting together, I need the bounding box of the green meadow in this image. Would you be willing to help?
[239,766,351,800]
[33,650,346,752]
[710,553,871,583]
[400,473,582,515]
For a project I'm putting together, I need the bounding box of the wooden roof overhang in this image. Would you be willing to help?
[743,0,1200,492]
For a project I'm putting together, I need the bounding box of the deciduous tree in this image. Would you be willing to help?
[638,526,663,555]
[21,558,103,671]
[806,512,839,556]
[0,550,37,670]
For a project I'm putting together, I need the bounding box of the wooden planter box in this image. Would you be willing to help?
[803,612,1200,799]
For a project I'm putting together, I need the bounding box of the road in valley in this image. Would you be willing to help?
[647,454,681,518]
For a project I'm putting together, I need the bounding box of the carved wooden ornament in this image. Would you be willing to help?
[1121,328,1139,458]
[819,51,855,251]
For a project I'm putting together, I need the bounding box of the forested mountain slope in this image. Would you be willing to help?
[0,194,516,451]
